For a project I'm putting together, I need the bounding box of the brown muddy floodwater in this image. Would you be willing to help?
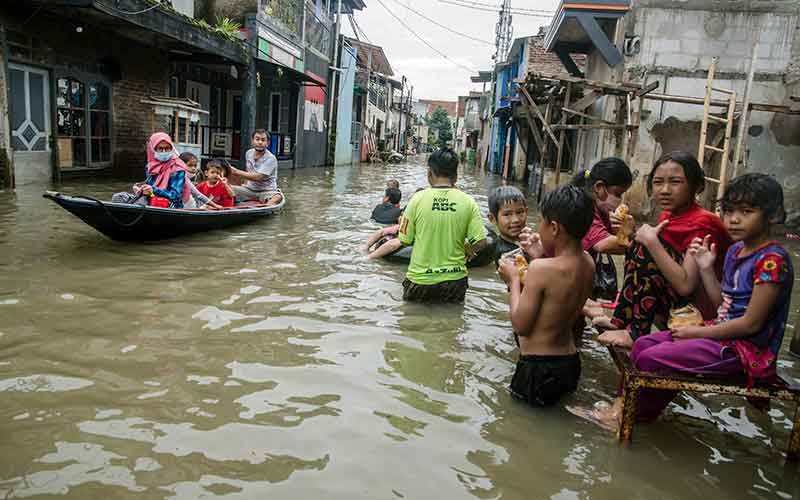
[0,160,799,499]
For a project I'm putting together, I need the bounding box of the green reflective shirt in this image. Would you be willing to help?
[398,187,487,285]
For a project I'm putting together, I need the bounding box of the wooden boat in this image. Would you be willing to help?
[44,191,284,241]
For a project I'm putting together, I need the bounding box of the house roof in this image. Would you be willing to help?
[342,0,366,13]
[344,37,394,76]
[544,0,630,71]
[471,71,493,83]
[418,99,458,117]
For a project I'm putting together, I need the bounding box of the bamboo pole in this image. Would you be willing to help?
[732,42,757,177]
[698,57,718,168]
[554,82,572,187]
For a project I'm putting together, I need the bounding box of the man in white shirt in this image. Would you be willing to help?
[228,129,283,206]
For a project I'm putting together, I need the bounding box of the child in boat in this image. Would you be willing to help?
[196,160,235,208]
[497,185,595,406]
[487,186,528,264]
[397,148,487,302]
[387,179,400,190]
[178,152,222,210]
[592,173,794,428]
[371,187,403,224]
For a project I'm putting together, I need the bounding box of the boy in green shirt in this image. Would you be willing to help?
[397,149,487,302]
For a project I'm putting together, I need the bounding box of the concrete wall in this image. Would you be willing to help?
[570,2,800,217]
[0,26,11,188]
[622,4,800,215]
[334,43,356,166]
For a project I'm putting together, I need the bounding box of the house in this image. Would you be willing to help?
[0,0,247,187]
[342,37,395,162]
[454,92,482,164]
[481,30,578,182]
[202,0,365,169]
[0,0,367,188]
[542,0,800,214]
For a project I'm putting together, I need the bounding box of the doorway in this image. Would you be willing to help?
[269,92,281,133]
[8,63,51,184]
[186,80,210,154]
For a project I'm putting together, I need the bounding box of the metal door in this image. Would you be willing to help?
[8,63,51,184]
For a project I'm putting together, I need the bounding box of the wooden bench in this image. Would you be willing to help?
[608,345,800,462]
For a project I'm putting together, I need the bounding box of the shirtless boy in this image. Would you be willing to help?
[498,185,595,406]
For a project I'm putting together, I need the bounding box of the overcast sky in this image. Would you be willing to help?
[341,0,557,101]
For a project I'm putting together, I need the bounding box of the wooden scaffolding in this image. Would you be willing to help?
[515,66,800,203]
[514,73,657,199]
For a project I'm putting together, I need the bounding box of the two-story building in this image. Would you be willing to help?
[0,0,248,187]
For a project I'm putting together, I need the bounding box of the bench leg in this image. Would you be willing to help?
[788,404,800,462]
[618,376,639,443]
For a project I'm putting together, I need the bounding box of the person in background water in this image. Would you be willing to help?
[497,185,595,407]
[593,152,732,348]
[131,132,191,208]
[487,186,528,264]
[372,187,403,224]
[590,173,794,429]
[196,161,235,208]
[228,129,283,206]
[397,148,487,303]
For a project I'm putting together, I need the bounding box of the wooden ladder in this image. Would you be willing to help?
[698,57,737,200]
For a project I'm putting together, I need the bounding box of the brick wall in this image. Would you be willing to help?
[112,50,170,176]
[0,8,172,179]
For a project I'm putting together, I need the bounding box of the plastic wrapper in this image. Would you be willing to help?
[614,203,632,246]
[667,304,704,329]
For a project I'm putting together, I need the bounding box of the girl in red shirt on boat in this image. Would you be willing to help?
[196,161,235,208]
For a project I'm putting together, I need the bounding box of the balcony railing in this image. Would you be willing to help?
[262,0,302,36]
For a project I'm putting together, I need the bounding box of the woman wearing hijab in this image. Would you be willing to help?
[134,132,192,209]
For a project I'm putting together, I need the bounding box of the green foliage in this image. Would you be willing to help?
[425,107,453,147]
[214,16,242,39]
[264,0,301,34]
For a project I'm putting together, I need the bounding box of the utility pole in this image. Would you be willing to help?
[397,75,405,152]
[494,0,513,63]
[326,0,343,165]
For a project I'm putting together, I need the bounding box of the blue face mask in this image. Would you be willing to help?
[154,151,172,162]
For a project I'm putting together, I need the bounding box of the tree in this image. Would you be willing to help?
[425,106,453,148]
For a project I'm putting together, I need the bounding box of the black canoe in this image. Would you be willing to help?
[44,191,284,241]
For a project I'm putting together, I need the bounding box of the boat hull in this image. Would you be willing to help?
[44,192,284,241]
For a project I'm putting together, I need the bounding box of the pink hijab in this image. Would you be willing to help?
[146,132,191,204]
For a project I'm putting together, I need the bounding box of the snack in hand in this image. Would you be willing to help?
[667,304,704,329]
[514,254,529,281]
[501,248,529,283]
[614,203,632,246]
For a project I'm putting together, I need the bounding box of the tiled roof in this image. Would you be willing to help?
[418,99,458,117]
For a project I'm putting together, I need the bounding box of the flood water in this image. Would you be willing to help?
[1,160,799,499]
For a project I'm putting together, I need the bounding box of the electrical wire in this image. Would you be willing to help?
[438,0,554,17]
[373,0,479,73]
[386,0,493,46]
[350,13,372,43]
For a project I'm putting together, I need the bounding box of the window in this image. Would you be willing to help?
[57,78,86,166]
[56,77,112,167]
[89,82,111,163]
